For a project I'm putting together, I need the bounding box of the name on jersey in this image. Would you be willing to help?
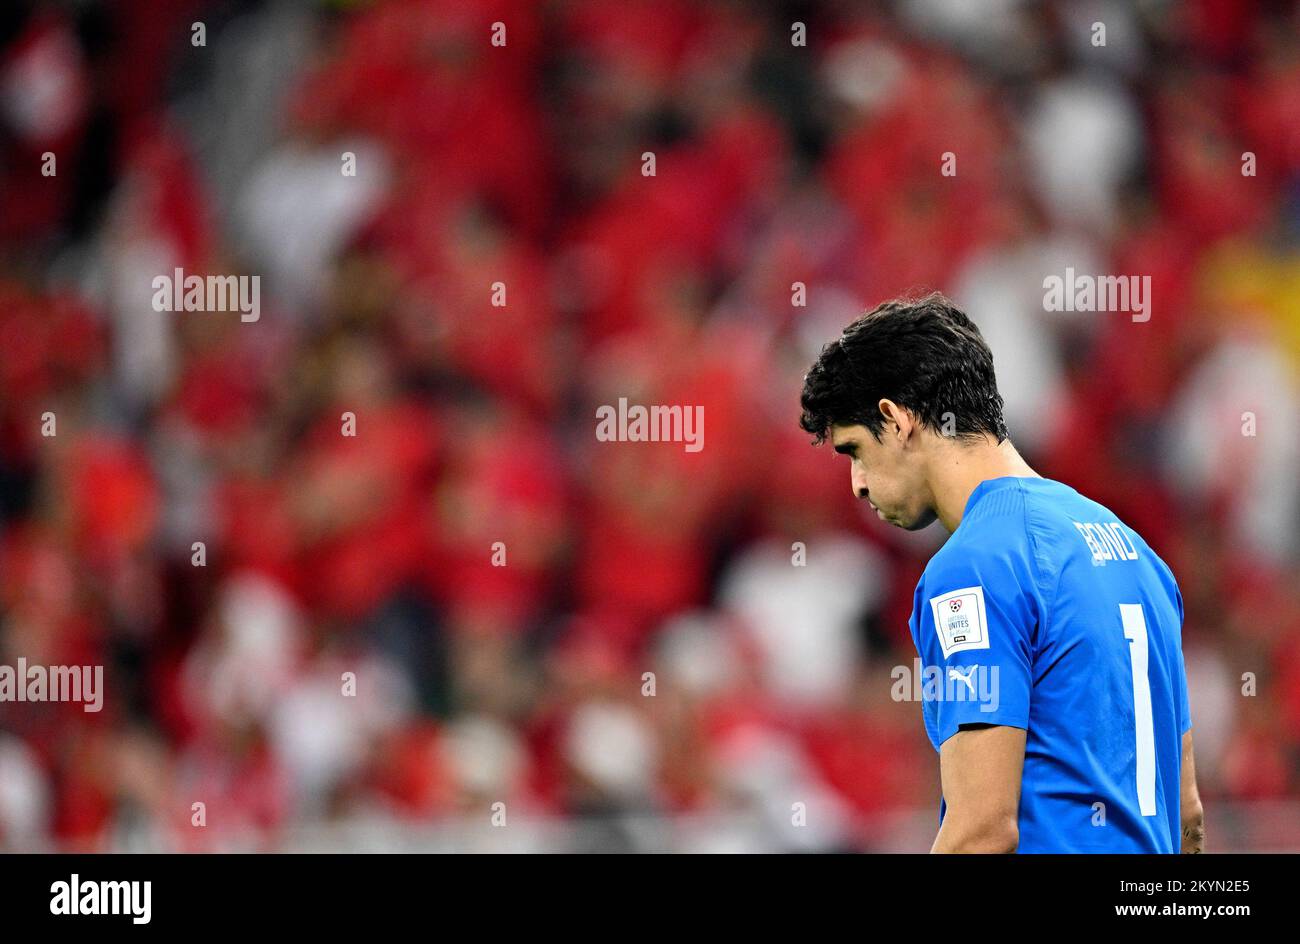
[1073,521,1139,565]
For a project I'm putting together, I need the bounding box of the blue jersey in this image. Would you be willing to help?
[908,476,1191,853]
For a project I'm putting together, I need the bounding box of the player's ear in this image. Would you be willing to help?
[878,399,913,442]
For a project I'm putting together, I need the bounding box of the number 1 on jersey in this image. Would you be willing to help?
[1119,603,1157,816]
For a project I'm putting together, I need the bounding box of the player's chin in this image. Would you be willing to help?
[896,508,937,532]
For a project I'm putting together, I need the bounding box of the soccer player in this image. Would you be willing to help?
[799,293,1203,853]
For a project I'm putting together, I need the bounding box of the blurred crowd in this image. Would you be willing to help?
[1,0,1299,852]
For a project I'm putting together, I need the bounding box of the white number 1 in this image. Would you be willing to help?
[1119,604,1157,816]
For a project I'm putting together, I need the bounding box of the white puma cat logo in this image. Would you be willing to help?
[948,665,978,695]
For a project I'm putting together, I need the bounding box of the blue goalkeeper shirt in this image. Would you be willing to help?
[907,476,1191,853]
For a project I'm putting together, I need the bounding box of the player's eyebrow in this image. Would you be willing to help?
[833,441,857,457]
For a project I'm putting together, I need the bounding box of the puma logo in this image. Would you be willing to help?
[948,665,978,695]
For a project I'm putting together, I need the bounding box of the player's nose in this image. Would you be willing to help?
[850,466,869,500]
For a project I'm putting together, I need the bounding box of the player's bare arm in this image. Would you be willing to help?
[930,725,1026,854]
[1180,730,1204,853]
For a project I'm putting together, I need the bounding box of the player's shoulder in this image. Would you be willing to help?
[920,476,1070,597]
[921,495,1027,592]
[1008,477,1183,608]
[929,477,1037,560]
[1016,477,1172,570]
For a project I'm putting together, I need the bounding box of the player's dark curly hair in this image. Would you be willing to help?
[799,292,1008,445]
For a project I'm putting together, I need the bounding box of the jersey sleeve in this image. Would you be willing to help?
[909,546,1038,750]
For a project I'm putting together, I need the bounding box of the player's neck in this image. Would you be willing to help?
[929,438,1039,532]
